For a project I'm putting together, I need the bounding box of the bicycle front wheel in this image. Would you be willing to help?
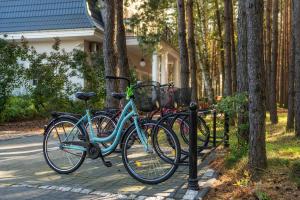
[121,120,180,184]
[43,117,86,174]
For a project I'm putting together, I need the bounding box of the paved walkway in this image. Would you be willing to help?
[0,135,217,200]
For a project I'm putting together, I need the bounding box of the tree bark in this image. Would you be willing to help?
[230,0,237,93]
[246,0,267,179]
[103,0,118,108]
[293,0,300,137]
[287,0,295,131]
[237,0,249,144]
[265,0,272,111]
[116,0,130,93]
[187,0,198,102]
[214,0,225,95]
[224,0,233,96]
[269,0,279,124]
[196,0,214,104]
[197,43,215,104]
[279,1,286,107]
[177,0,190,89]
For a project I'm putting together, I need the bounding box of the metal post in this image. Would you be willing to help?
[188,102,200,191]
[224,113,230,147]
[213,109,217,147]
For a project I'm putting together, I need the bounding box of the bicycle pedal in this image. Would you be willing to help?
[104,161,112,168]
[99,156,112,167]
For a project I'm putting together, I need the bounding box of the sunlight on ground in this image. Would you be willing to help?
[119,185,145,193]
[206,110,300,199]
[266,112,300,168]
[0,170,17,179]
[34,171,54,176]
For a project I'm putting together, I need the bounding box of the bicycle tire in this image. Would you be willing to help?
[121,120,180,184]
[43,116,86,174]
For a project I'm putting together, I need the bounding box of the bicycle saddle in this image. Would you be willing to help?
[111,92,126,100]
[75,92,96,101]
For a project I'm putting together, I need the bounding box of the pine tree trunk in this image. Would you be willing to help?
[187,0,198,102]
[279,1,286,107]
[224,0,233,96]
[197,43,215,104]
[103,0,118,108]
[177,0,190,89]
[293,0,300,137]
[116,0,130,93]
[230,0,237,93]
[270,0,279,124]
[287,0,295,131]
[246,0,267,179]
[265,0,272,111]
[214,0,225,95]
[284,1,290,107]
[196,0,214,104]
[237,0,249,144]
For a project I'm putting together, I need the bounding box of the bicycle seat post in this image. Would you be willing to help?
[85,100,88,110]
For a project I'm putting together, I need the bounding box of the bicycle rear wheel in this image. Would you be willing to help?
[43,117,86,174]
[87,112,116,155]
[121,120,180,184]
[178,115,210,147]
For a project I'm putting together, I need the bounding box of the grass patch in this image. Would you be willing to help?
[255,190,271,200]
[206,109,300,200]
[225,144,248,168]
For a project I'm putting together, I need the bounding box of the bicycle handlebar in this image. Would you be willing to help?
[105,76,131,87]
[105,76,160,91]
[160,82,174,88]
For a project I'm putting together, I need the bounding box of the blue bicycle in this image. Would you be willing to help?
[43,76,181,184]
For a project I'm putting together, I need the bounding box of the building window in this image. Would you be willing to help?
[32,79,38,86]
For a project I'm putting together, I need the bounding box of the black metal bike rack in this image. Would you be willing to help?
[188,102,200,190]
[153,103,230,190]
[187,103,230,191]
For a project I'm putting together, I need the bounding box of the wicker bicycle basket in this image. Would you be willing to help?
[134,81,161,112]
[160,86,176,109]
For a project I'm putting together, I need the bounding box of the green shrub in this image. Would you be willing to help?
[225,143,248,168]
[0,96,39,122]
[0,38,27,113]
[217,93,249,146]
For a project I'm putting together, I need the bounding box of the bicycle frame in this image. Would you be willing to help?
[62,98,149,154]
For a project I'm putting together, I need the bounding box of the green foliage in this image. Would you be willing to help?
[225,141,248,168]
[0,38,107,122]
[217,93,248,118]
[0,96,38,122]
[217,93,249,145]
[0,38,27,113]
[255,191,271,200]
[129,68,138,83]
[126,0,178,53]
[24,39,80,111]
[73,49,106,108]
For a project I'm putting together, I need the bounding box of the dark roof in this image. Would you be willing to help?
[0,0,104,33]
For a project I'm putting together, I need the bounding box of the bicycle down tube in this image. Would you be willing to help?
[62,98,149,155]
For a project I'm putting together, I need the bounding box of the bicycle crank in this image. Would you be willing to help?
[87,143,112,168]
[87,143,101,159]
